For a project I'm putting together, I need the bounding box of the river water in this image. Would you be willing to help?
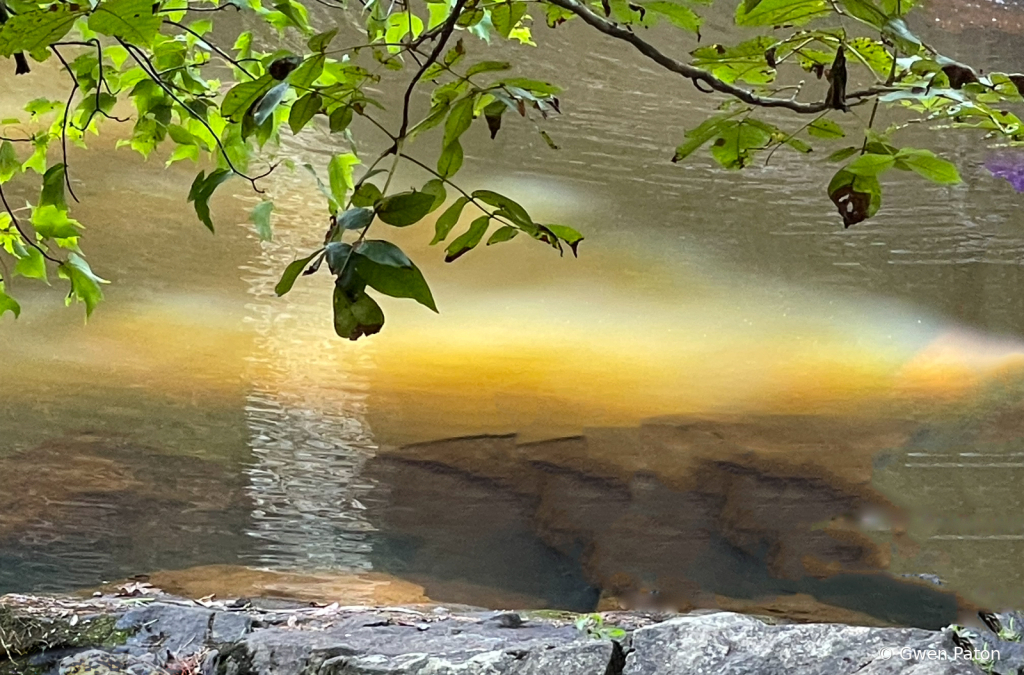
[1,0,1024,628]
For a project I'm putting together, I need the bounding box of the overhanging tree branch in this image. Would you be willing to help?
[545,0,891,114]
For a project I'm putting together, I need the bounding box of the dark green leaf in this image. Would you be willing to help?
[356,239,413,268]
[187,168,234,232]
[329,105,353,134]
[39,163,67,211]
[432,196,469,244]
[422,178,447,213]
[437,141,464,179]
[487,225,519,245]
[445,215,489,262]
[275,249,322,296]
[333,285,384,340]
[354,256,437,312]
[326,241,353,274]
[289,92,321,133]
[377,191,436,227]
[497,78,562,95]
[221,75,275,123]
[472,190,532,228]
[339,207,375,230]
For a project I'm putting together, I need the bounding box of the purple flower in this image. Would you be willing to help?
[986,152,1024,192]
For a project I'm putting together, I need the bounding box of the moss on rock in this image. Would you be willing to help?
[0,605,134,673]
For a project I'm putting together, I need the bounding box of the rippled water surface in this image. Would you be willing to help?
[2,0,1024,628]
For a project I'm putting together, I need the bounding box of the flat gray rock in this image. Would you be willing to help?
[625,612,981,675]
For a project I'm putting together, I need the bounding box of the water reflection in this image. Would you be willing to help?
[237,156,379,570]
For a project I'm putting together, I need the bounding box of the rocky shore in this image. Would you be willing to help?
[2,592,1022,675]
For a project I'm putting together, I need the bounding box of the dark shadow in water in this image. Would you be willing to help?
[363,427,964,629]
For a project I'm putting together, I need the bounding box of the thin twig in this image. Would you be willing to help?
[49,46,81,204]
[0,183,62,263]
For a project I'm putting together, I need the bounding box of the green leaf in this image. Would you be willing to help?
[377,191,436,227]
[443,96,476,150]
[0,141,19,182]
[691,37,777,85]
[354,256,437,312]
[187,168,234,232]
[487,225,518,245]
[674,113,741,162]
[0,7,81,57]
[32,205,81,239]
[339,207,375,230]
[275,249,322,296]
[642,1,701,32]
[709,121,772,169]
[308,28,338,52]
[422,178,447,213]
[325,241,353,274]
[61,252,108,317]
[466,61,512,76]
[333,285,385,340]
[39,163,67,211]
[251,200,274,241]
[438,141,464,179]
[445,215,489,262]
[827,146,859,162]
[845,153,896,176]
[0,283,20,319]
[328,152,360,204]
[735,0,830,26]
[14,246,47,281]
[254,82,289,127]
[491,1,527,38]
[893,148,961,184]
[432,196,469,244]
[808,118,845,139]
[497,78,562,95]
[472,190,532,228]
[356,239,413,268]
[289,54,325,89]
[352,182,382,208]
[547,224,584,256]
[329,105,353,134]
[88,0,161,44]
[289,92,322,133]
[222,75,275,123]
